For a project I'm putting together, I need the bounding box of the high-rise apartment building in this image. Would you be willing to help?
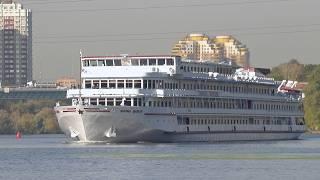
[0,0,32,86]
[172,34,250,67]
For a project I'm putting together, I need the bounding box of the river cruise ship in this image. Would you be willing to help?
[54,54,305,142]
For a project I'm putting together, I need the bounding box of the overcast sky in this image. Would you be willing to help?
[19,0,320,81]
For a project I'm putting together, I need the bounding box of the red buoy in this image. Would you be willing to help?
[16,131,22,140]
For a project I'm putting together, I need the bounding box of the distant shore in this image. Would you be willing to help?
[307,131,320,134]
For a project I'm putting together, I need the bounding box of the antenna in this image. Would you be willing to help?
[79,49,83,105]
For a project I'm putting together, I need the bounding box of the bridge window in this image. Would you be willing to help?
[158,59,165,65]
[131,59,139,66]
[98,60,105,66]
[114,60,121,66]
[90,60,97,66]
[106,60,113,66]
[149,59,157,66]
[140,59,148,66]
[166,58,174,65]
[83,60,89,67]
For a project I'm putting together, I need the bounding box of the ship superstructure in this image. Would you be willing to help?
[55,55,305,142]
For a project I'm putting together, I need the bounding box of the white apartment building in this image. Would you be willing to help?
[172,34,249,67]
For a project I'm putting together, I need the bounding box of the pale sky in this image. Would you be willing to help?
[19,0,320,81]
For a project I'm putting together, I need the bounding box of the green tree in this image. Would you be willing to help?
[303,65,320,130]
[34,108,60,133]
[16,113,37,134]
[269,59,304,81]
[0,110,14,134]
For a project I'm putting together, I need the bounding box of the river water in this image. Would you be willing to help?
[0,134,320,180]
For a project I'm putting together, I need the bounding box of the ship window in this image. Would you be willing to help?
[249,117,254,124]
[134,80,141,88]
[177,116,182,124]
[117,80,124,88]
[184,117,190,125]
[90,60,97,66]
[98,98,105,106]
[98,60,105,66]
[143,80,148,89]
[149,59,156,66]
[109,80,116,88]
[107,98,114,106]
[148,80,152,89]
[114,60,121,66]
[101,80,108,88]
[166,58,174,65]
[131,59,139,66]
[126,80,133,88]
[133,98,138,106]
[106,60,113,66]
[115,98,122,106]
[158,59,165,65]
[90,98,97,105]
[93,80,100,89]
[124,99,131,106]
[83,60,89,67]
[152,80,156,89]
[140,59,148,66]
[85,80,91,88]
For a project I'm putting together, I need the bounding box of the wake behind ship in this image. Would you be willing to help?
[54,54,305,143]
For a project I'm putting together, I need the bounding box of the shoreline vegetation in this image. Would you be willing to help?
[0,100,68,135]
[0,60,319,134]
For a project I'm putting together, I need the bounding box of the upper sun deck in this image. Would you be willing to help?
[81,55,180,78]
[82,55,177,67]
[80,55,238,78]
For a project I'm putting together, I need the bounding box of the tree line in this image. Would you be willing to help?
[0,100,63,134]
[269,59,320,131]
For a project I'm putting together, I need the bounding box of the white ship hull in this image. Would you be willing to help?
[55,106,305,143]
